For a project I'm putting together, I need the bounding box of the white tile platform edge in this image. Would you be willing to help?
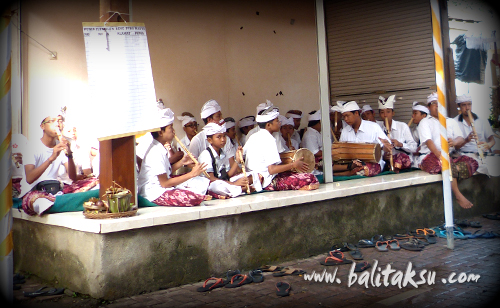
[12,171,442,234]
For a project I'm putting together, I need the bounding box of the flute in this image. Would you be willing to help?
[385,118,394,171]
[236,147,250,194]
[408,118,413,127]
[174,134,210,178]
[467,110,485,160]
[330,127,338,143]
[287,133,293,150]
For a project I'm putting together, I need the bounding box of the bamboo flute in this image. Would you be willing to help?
[385,118,394,171]
[467,110,485,160]
[174,134,210,178]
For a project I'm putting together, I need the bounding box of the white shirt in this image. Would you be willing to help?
[279,134,299,152]
[138,139,173,201]
[188,130,210,159]
[239,134,248,147]
[246,125,287,153]
[300,127,322,155]
[416,116,441,155]
[243,129,282,189]
[223,138,237,159]
[136,133,154,160]
[176,135,191,153]
[453,114,494,153]
[378,120,418,155]
[340,120,389,169]
[199,145,231,176]
[291,130,301,145]
[20,138,68,197]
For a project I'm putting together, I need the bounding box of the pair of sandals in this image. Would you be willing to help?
[454,219,482,228]
[375,239,400,252]
[259,264,306,276]
[331,243,363,260]
[196,269,264,292]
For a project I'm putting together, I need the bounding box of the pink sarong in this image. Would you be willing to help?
[152,189,206,206]
[264,172,319,191]
[392,153,412,173]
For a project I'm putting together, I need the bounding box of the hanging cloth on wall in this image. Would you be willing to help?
[452,34,487,84]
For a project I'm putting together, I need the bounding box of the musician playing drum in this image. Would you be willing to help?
[243,106,319,192]
[377,95,417,173]
[335,101,392,176]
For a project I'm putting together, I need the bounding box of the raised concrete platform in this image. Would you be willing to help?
[12,171,500,299]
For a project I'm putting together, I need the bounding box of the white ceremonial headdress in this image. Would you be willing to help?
[338,101,360,113]
[203,122,226,135]
[200,99,222,119]
[456,94,472,104]
[278,115,294,126]
[159,108,175,127]
[427,92,438,104]
[361,104,373,115]
[308,110,321,121]
[378,95,395,110]
[41,104,65,124]
[225,119,236,129]
[177,115,197,127]
[238,116,256,127]
[256,106,280,123]
[412,101,428,114]
[285,112,302,119]
[256,100,274,114]
[330,105,342,113]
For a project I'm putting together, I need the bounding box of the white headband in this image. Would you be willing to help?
[427,92,438,104]
[238,116,256,127]
[159,108,175,127]
[378,95,395,110]
[278,115,294,126]
[412,101,428,114]
[308,110,321,121]
[256,107,280,123]
[456,94,472,104]
[330,105,341,113]
[339,101,360,113]
[256,100,274,114]
[225,120,235,129]
[177,115,197,127]
[200,99,221,119]
[361,104,373,115]
[285,112,302,119]
[203,122,226,135]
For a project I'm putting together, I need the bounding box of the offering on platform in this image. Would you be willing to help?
[83,182,137,219]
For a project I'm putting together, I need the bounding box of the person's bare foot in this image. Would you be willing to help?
[456,195,473,209]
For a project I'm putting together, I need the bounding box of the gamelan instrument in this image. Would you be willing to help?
[467,110,485,160]
[174,134,210,178]
[279,148,315,173]
[331,142,381,163]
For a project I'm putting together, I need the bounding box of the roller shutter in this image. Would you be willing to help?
[324,0,436,121]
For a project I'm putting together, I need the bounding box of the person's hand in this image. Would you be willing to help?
[234,177,249,188]
[352,159,363,169]
[190,163,207,177]
[50,143,67,162]
[292,157,310,173]
[383,151,392,160]
[379,137,393,153]
[466,132,478,143]
[390,139,402,148]
[235,147,244,164]
[180,154,193,166]
[478,141,491,151]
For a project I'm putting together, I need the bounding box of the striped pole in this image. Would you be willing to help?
[430,0,454,249]
[0,9,13,301]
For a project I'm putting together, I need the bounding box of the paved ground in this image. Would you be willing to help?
[9,213,500,308]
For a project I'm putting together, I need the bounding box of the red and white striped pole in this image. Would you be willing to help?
[430,0,454,249]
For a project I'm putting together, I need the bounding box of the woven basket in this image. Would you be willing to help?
[83,209,138,219]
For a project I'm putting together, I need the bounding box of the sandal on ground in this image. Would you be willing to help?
[349,249,363,260]
[24,287,65,298]
[225,269,241,282]
[272,267,306,277]
[371,235,385,243]
[483,214,500,220]
[224,274,253,288]
[387,239,400,250]
[354,261,371,272]
[249,270,264,283]
[343,242,358,251]
[357,239,375,248]
[469,221,482,228]
[375,241,389,252]
[320,251,353,266]
[259,265,283,272]
[276,282,291,297]
[400,238,423,251]
[197,277,227,292]
[454,219,470,228]
[330,244,349,252]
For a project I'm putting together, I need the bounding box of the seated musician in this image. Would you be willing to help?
[189,99,224,159]
[285,109,303,145]
[426,93,479,209]
[11,133,29,198]
[243,106,319,191]
[360,104,376,123]
[330,104,346,142]
[377,95,417,173]
[238,115,256,147]
[176,112,198,154]
[223,117,238,160]
[453,94,495,176]
[138,108,210,206]
[300,110,323,160]
[278,115,299,151]
[411,101,441,173]
[246,100,287,153]
[198,123,250,198]
[335,101,391,176]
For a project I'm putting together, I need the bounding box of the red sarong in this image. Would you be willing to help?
[392,153,412,173]
[264,172,319,191]
[152,189,206,206]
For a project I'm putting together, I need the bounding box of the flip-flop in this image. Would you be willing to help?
[224,274,253,288]
[483,214,500,220]
[400,238,423,251]
[331,244,349,252]
[375,241,388,252]
[357,239,375,248]
[371,235,385,243]
[479,231,498,239]
[249,270,264,283]
[259,265,283,272]
[453,231,469,240]
[393,233,411,239]
[225,269,241,281]
[24,287,65,298]
[469,221,482,228]
[343,242,358,251]
[387,239,400,250]
[354,262,371,272]
[454,219,470,228]
[196,277,226,292]
[320,251,353,266]
[276,282,291,297]
[467,230,486,239]
[349,249,363,260]
[272,267,306,277]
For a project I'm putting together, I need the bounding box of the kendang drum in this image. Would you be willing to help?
[331,142,381,163]
[280,148,315,173]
